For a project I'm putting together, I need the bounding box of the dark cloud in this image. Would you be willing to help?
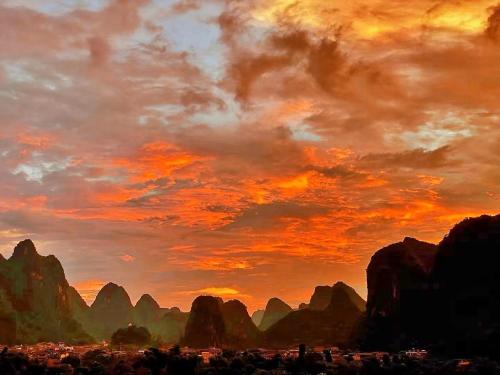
[223,201,331,230]
[486,5,500,40]
[359,146,457,169]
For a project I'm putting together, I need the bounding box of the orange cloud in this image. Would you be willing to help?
[120,254,135,262]
[0,0,499,312]
[112,141,201,183]
[251,0,497,39]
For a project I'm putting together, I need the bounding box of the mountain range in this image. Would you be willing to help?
[0,242,188,345]
[0,213,498,353]
[0,239,365,347]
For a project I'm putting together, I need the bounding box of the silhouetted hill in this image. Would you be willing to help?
[134,294,161,326]
[308,286,332,310]
[363,214,500,356]
[367,237,437,317]
[0,240,92,344]
[264,282,364,348]
[432,214,500,356]
[0,240,190,345]
[331,282,366,311]
[221,300,260,348]
[308,282,365,312]
[363,237,438,349]
[183,296,260,348]
[259,298,293,331]
[89,283,134,339]
[183,296,226,348]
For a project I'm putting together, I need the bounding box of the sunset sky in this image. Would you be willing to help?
[0,0,499,312]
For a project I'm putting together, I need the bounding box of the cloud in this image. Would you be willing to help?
[190,287,240,296]
[485,4,500,40]
[359,146,457,169]
[223,201,331,231]
[0,0,499,311]
[120,254,135,262]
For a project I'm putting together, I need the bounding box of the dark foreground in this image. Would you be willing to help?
[0,344,497,375]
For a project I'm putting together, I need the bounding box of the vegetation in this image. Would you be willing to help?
[110,325,151,346]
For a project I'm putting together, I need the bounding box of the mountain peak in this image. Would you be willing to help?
[259,297,293,331]
[92,282,132,309]
[332,281,349,288]
[11,239,39,259]
[330,281,366,311]
[266,297,292,312]
[136,294,160,310]
[309,285,333,310]
[223,299,248,314]
[403,236,419,244]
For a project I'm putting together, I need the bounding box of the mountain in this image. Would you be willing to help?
[0,240,188,344]
[156,308,189,344]
[221,300,260,348]
[88,282,134,339]
[0,240,92,344]
[263,282,364,348]
[183,296,226,348]
[363,237,438,349]
[363,214,500,356]
[259,298,293,331]
[251,309,265,326]
[132,294,189,344]
[431,214,500,356]
[134,294,161,326]
[332,282,366,311]
[308,286,333,311]
[183,296,260,348]
[366,237,437,320]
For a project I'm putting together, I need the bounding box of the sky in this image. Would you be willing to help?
[0,0,499,312]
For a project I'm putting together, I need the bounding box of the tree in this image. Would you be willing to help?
[111,325,151,346]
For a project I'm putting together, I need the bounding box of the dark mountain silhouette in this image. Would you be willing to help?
[0,240,189,345]
[4,213,500,354]
[363,214,500,356]
[367,237,437,319]
[263,282,364,348]
[183,296,226,348]
[308,282,366,312]
[88,282,134,340]
[363,237,438,349]
[134,294,161,326]
[259,298,293,331]
[333,282,366,312]
[308,286,333,310]
[0,240,92,344]
[183,296,260,348]
[221,300,260,348]
[431,214,500,357]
